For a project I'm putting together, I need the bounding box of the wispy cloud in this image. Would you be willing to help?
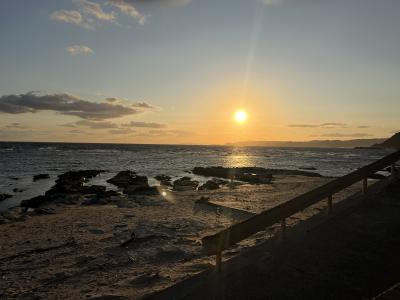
[66,45,94,55]
[106,0,146,25]
[122,121,166,128]
[51,10,86,27]
[313,133,374,138]
[77,0,117,22]
[109,128,136,135]
[289,123,347,129]
[4,123,30,130]
[0,92,153,120]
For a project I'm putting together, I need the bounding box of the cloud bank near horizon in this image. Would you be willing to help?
[0,92,153,120]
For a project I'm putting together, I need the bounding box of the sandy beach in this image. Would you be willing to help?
[0,171,366,299]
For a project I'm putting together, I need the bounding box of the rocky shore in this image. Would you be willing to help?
[1,166,356,299]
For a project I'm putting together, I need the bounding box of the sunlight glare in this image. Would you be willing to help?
[234,110,247,123]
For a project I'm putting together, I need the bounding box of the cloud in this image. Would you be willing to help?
[289,123,347,128]
[357,125,370,129]
[122,121,166,128]
[4,123,29,130]
[288,124,319,128]
[51,10,84,25]
[314,133,373,138]
[147,129,192,137]
[106,0,146,25]
[0,92,152,120]
[320,123,347,128]
[109,128,136,134]
[66,45,94,55]
[76,0,117,22]
[127,0,191,6]
[75,120,119,128]
[51,0,145,29]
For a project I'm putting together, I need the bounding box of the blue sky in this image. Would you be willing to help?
[0,0,399,144]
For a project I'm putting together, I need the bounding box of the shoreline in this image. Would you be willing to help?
[0,167,369,299]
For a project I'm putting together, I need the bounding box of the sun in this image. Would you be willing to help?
[234,110,247,123]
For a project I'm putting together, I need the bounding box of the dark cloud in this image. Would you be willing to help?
[357,125,370,129]
[0,92,152,120]
[147,129,192,137]
[122,121,166,128]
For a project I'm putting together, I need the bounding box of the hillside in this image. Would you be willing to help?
[373,132,400,149]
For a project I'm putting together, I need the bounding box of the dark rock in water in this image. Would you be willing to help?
[160,180,172,187]
[46,170,105,195]
[198,180,220,190]
[211,178,229,186]
[155,174,171,181]
[299,166,317,171]
[0,193,12,202]
[13,188,24,193]
[125,185,159,195]
[173,177,199,191]
[106,171,146,189]
[20,195,49,208]
[8,176,20,180]
[33,174,50,181]
[192,166,322,183]
[21,194,85,208]
[79,185,107,195]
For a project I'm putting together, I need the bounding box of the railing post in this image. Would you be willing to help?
[216,252,222,273]
[362,178,368,195]
[391,164,396,182]
[280,218,286,241]
[327,195,333,214]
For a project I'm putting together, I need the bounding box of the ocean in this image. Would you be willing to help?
[0,141,393,211]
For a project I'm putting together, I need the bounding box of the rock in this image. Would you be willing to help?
[299,166,317,171]
[33,174,50,181]
[172,177,199,191]
[106,171,138,188]
[211,178,229,185]
[155,175,171,181]
[125,186,159,195]
[46,170,105,195]
[155,175,172,187]
[20,195,48,208]
[0,193,12,202]
[13,188,24,193]
[8,176,19,180]
[196,196,210,204]
[198,180,220,190]
[79,185,106,195]
[21,194,85,208]
[35,207,55,215]
[160,180,172,187]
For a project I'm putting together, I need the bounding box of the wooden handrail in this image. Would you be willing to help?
[202,150,400,257]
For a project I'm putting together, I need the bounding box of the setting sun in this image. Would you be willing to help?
[235,110,247,123]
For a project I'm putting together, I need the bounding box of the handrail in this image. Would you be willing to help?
[202,150,400,264]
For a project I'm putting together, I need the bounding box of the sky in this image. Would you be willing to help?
[0,0,399,144]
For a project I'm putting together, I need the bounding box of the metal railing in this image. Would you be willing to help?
[202,150,400,271]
